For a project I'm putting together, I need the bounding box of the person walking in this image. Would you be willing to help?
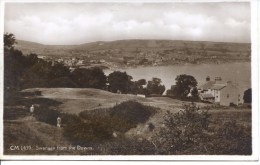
[30,105,34,116]
[57,117,61,127]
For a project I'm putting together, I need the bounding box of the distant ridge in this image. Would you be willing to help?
[14,39,250,61]
[16,39,250,47]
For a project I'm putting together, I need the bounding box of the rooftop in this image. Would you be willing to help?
[198,81,215,90]
[211,84,226,90]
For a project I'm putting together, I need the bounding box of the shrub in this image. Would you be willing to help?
[63,119,113,145]
[154,103,252,155]
[197,120,252,155]
[110,100,156,127]
[4,107,29,120]
[64,101,157,145]
[34,107,61,126]
[4,96,62,122]
[79,109,133,133]
[154,103,211,154]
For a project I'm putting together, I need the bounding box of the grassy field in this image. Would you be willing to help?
[4,88,252,155]
[21,88,196,113]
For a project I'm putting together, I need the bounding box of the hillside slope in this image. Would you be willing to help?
[21,88,197,114]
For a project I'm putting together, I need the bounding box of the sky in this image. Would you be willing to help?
[4,2,251,45]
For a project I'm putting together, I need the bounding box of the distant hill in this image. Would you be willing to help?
[14,39,251,67]
[15,39,250,55]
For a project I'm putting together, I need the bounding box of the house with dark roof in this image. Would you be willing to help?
[198,76,241,106]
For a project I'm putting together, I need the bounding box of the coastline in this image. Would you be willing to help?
[105,60,251,71]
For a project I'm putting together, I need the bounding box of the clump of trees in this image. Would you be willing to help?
[4,33,107,93]
[70,67,107,89]
[166,74,199,100]
[145,78,165,96]
[107,72,166,96]
[107,71,133,94]
[129,79,147,95]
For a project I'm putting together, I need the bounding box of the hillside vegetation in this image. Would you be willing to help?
[4,88,251,155]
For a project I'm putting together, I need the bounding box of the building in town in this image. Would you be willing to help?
[198,76,242,106]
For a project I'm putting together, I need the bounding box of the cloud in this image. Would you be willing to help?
[4,2,251,45]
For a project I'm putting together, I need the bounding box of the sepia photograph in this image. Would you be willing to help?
[0,0,258,161]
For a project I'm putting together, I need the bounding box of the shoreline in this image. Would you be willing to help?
[105,61,251,71]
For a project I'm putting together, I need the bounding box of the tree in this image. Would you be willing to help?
[136,79,146,86]
[166,85,177,96]
[4,33,16,50]
[70,67,107,89]
[20,60,52,88]
[48,62,70,79]
[107,71,132,94]
[243,88,252,103]
[4,34,45,91]
[3,33,76,90]
[24,53,40,67]
[173,74,198,99]
[146,77,165,96]
[129,79,147,95]
[4,48,29,91]
[190,87,199,100]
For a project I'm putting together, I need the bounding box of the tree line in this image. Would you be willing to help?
[4,33,251,103]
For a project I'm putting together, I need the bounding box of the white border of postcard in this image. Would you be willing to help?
[0,0,259,161]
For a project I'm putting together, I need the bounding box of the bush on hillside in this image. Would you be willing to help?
[110,100,157,126]
[34,107,61,126]
[153,103,251,155]
[211,120,252,155]
[64,101,157,144]
[63,119,113,145]
[81,111,134,133]
[4,96,62,122]
[154,103,211,154]
[183,120,252,155]
[4,107,29,120]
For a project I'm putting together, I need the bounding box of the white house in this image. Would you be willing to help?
[198,76,242,106]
